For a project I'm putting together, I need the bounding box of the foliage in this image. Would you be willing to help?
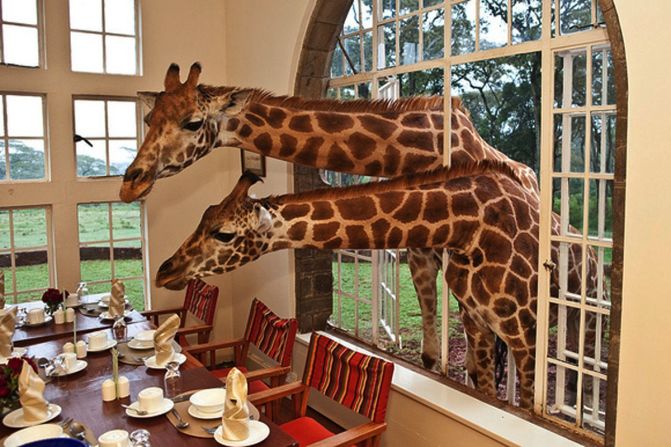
[0,357,38,411]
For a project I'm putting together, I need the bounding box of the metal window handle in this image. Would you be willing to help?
[543,260,556,271]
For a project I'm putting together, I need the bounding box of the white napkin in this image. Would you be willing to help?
[153,314,180,366]
[0,306,18,358]
[109,279,125,317]
[19,360,48,422]
[221,367,250,441]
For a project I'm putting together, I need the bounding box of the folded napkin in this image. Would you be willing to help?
[222,367,250,441]
[19,360,48,422]
[153,314,180,366]
[109,279,125,317]
[0,306,18,357]
[0,270,5,308]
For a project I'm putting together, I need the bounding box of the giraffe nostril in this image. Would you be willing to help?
[124,168,144,184]
[158,259,174,275]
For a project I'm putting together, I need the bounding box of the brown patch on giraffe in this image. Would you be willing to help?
[311,201,334,220]
[371,219,390,246]
[480,265,505,294]
[335,196,376,220]
[267,108,287,128]
[471,247,484,267]
[392,192,422,223]
[459,114,475,132]
[226,118,240,132]
[254,133,273,154]
[397,130,434,152]
[451,113,459,129]
[451,192,479,217]
[401,113,430,128]
[176,153,185,163]
[510,254,532,278]
[186,144,196,158]
[474,175,503,203]
[316,112,353,133]
[289,114,313,133]
[423,191,449,223]
[279,134,298,157]
[245,113,264,127]
[360,115,396,140]
[378,191,405,214]
[518,308,535,330]
[280,203,310,220]
[346,132,376,160]
[313,222,340,241]
[238,124,253,138]
[430,114,443,129]
[287,222,307,240]
[402,153,438,173]
[493,297,517,318]
[447,220,478,247]
[500,317,520,336]
[471,275,490,304]
[365,161,383,176]
[326,144,355,172]
[382,145,401,176]
[387,227,403,246]
[505,273,530,306]
[323,237,343,249]
[295,137,324,166]
[479,230,513,264]
[513,232,536,260]
[345,225,369,248]
[248,103,269,119]
[433,224,450,245]
[510,197,533,230]
[460,129,484,158]
[483,199,517,238]
[407,225,430,247]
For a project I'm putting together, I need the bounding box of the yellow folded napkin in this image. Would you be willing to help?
[109,279,125,317]
[0,270,5,309]
[222,367,250,441]
[153,314,180,366]
[0,306,18,357]
[19,360,48,422]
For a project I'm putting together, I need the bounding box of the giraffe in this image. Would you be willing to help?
[154,162,596,409]
[122,63,594,400]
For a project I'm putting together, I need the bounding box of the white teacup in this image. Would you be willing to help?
[27,308,45,324]
[190,388,227,414]
[138,387,164,413]
[133,330,155,346]
[98,429,130,447]
[88,330,109,350]
[65,293,79,307]
[61,352,77,371]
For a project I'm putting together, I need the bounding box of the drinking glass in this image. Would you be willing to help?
[129,429,151,447]
[163,361,181,399]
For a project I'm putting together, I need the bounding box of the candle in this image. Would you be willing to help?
[75,340,87,359]
[65,307,75,323]
[117,376,130,398]
[53,308,65,325]
[112,348,119,398]
[62,342,75,354]
[102,379,116,402]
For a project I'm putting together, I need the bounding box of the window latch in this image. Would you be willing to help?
[543,260,556,271]
[74,133,93,147]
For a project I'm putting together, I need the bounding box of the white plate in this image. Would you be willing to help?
[144,352,186,369]
[133,330,156,343]
[187,403,260,421]
[214,421,270,447]
[125,399,174,418]
[0,347,28,365]
[97,298,129,308]
[98,310,130,320]
[87,339,117,352]
[127,339,153,350]
[3,404,62,428]
[50,359,87,377]
[3,423,65,447]
[23,316,53,327]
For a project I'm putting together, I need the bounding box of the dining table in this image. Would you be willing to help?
[1,297,298,447]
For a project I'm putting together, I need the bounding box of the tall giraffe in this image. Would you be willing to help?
[155,163,596,409]
[122,64,593,399]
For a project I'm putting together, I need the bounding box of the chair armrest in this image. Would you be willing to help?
[183,338,247,355]
[308,422,387,447]
[176,324,213,337]
[244,366,291,382]
[141,307,185,317]
[248,381,306,407]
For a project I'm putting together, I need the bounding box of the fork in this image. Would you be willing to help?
[201,424,220,435]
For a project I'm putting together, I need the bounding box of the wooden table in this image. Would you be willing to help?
[2,323,298,446]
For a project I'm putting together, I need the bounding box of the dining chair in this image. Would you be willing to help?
[184,298,298,407]
[249,332,395,447]
[141,278,219,346]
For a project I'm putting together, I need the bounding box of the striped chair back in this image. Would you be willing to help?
[303,333,395,424]
[184,278,219,325]
[243,298,298,367]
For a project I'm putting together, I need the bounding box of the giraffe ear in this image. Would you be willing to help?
[137,91,159,110]
[221,89,253,116]
[255,205,272,234]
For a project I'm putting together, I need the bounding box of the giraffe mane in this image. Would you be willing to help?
[267,159,525,206]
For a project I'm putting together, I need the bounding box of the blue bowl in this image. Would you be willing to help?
[23,438,86,447]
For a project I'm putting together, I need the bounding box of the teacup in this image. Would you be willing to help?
[27,308,45,324]
[65,293,79,308]
[133,330,155,347]
[190,388,227,414]
[88,330,110,350]
[98,429,130,447]
[61,352,77,371]
[137,387,164,413]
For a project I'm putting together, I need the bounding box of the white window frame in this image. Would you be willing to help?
[0,0,45,68]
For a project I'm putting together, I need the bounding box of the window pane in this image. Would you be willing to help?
[377,23,396,69]
[480,0,507,50]
[12,208,46,248]
[424,0,443,7]
[104,0,135,35]
[451,0,476,56]
[330,43,343,78]
[80,244,111,281]
[2,0,37,25]
[423,9,444,61]
[105,35,136,74]
[588,179,613,240]
[9,139,44,180]
[0,210,9,250]
[71,31,104,72]
[399,15,419,65]
[76,139,107,177]
[0,99,4,135]
[361,0,373,28]
[0,141,5,181]
[112,202,141,240]
[380,0,395,20]
[560,0,591,35]
[343,0,360,34]
[15,258,48,292]
[78,203,109,243]
[399,67,444,96]
[69,0,102,32]
[108,139,136,175]
[74,100,106,137]
[552,178,584,237]
[117,277,143,311]
[399,0,418,16]
[343,35,361,75]
[363,31,373,72]
[339,86,355,101]
[2,24,38,67]
[107,101,136,137]
[512,0,542,43]
[6,95,43,137]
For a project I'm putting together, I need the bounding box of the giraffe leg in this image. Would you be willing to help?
[407,248,441,370]
[461,311,498,398]
[510,346,536,410]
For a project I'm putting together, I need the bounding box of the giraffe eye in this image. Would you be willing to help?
[183,119,204,131]
[213,231,235,243]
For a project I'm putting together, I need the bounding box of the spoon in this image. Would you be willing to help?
[68,421,92,446]
[170,408,189,429]
[121,404,148,415]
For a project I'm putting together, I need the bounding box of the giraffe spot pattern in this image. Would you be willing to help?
[323,237,343,249]
[245,113,264,127]
[346,132,376,160]
[392,192,422,223]
[289,114,313,132]
[295,137,324,166]
[401,113,430,128]
[493,297,517,318]
[316,112,353,133]
[387,227,403,246]
[423,191,448,223]
[238,124,253,138]
[360,115,396,140]
[335,196,376,220]
[480,265,505,295]
[345,225,369,248]
[397,130,435,152]
[327,143,355,172]
[267,108,287,128]
[254,133,273,154]
[479,229,513,264]
[451,192,479,217]
[430,114,443,129]
[279,134,298,157]
[226,118,240,132]
[287,222,307,240]
[281,203,310,220]
[447,220,478,247]
[402,153,439,173]
[378,191,405,214]
[505,273,529,306]
[311,201,334,220]
[407,225,430,247]
[483,200,517,238]
[382,145,401,176]
[371,219,390,246]
[433,224,450,245]
[365,160,383,176]
[313,222,340,241]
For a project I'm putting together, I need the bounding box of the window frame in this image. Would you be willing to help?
[0,0,45,68]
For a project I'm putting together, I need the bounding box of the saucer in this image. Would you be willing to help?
[99,310,130,320]
[125,399,174,418]
[87,339,117,352]
[0,347,28,365]
[144,352,186,369]
[97,298,129,308]
[188,403,260,421]
[23,316,53,327]
[3,404,62,428]
[50,359,87,377]
[214,421,269,446]
[127,338,153,350]
[3,423,65,447]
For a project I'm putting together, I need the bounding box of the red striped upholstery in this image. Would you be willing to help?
[184,278,218,325]
[211,366,270,394]
[303,333,394,424]
[244,298,297,367]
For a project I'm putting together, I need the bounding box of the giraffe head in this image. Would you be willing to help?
[119,63,253,202]
[155,172,272,290]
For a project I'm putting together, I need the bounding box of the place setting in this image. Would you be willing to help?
[0,307,27,365]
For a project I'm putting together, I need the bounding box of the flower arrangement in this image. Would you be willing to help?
[0,357,37,413]
[41,288,65,316]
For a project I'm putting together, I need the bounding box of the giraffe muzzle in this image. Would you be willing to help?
[155,258,189,290]
[119,167,156,203]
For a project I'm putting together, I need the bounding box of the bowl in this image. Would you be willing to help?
[134,330,156,343]
[4,424,69,447]
[23,439,86,447]
[189,388,227,413]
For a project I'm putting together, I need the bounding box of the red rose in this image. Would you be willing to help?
[41,288,64,306]
[0,375,9,398]
[6,357,22,376]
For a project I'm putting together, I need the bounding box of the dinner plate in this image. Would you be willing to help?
[127,339,153,350]
[86,339,117,352]
[0,347,28,365]
[188,403,260,421]
[125,399,174,418]
[50,359,87,377]
[144,352,186,369]
[23,316,53,328]
[98,310,131,320]
[213,421,269,446]
[3,404,62,428]
[3,423,65,447]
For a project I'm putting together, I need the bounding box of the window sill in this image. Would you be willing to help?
[296,332,582,447]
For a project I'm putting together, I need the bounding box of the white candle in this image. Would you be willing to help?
[62,342,75,354]
[53,308,65,325]
[117,376,130,398]
[75,340,87,359]
[102,379,116,402]
[65,307,75,323]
